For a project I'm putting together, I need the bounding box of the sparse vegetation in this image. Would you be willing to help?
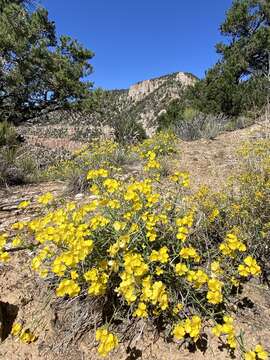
[1,133,269,359]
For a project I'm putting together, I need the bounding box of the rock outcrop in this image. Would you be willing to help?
[128,72,195,102]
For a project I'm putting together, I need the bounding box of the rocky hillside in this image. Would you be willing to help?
[18,71,197,143]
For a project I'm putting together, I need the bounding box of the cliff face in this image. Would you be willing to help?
[126,72,197,134]
[128,72,196,102]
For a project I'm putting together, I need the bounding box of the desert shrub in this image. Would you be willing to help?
[156,99,184,131]
[0,122,40,186]
[224,115,255,132]
[0,146,40,185]
[44,132,177,193]
[0,121,18,147]
[112,116,147,144]
[174,113,228,141]
[1,136,269,359]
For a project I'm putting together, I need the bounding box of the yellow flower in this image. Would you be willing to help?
[172,321,186,340]
[187,269,208,288]
[170,172,190,187]
[11,221,25,230]
[219,233,246,256]
[0,233,7,248]
[146,230,157,242]
[56,279,80,297]
[39,269,48,278]
[209,208,219,222]
[180,246,200,262]
[87,168,108,180]
[238,256,261,277]
[173,316,201,341]
[149,246,169,264]
[70,270,79,280]
[95,328,118,357]
[151,281,168,310]
[19,329,37,343]
[184,315,201,340]
[207,290,223,304]
[212,316,236,349]
[12,236,22,247]
[90,184,100,195]
[107,199,120,209]
[18,200,30,209]
[175,262,188,276]
[176,226,189,242]
[227,334,236,349]
[103,178,120,193]
[133,302,148,318]
[113,221,126,232]
[255,344,268,360]
[212,324,223,337]
[210,261,223,275]
[207,278,223,304]
[0,251,10,262]
[155,266,164,275]
[11,323,22,336]
[244,351,256,360]
[37,192,54,205]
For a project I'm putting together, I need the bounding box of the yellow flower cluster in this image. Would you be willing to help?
[187,269,208,289]
[207,278,223,304]
[212,315,237,349]
[37,192,54,205]
[18,200,30,209]
[134,131,177,157]
[103,178,120,193]
[56,279,80,297]
[172,315,201,341]
[244,345,268,360]
[219,233,246,256]
[11,323,37,343]
[87,168,108,180]
[170,171,190,187]
[149,246,169,263]
[0,233,9,262]
[84,268,109,295]
[3,134,268,358]
[95,328,118,357]
[238,256,261,277]
[144,151,161,171]
[176,212,194,242]
[179,246,200,262]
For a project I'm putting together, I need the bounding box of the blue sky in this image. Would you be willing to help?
[41,0,233,90]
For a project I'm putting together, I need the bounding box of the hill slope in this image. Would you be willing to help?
[18,71,197,142]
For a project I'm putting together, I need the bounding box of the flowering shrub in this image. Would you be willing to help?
[1,136,269,358]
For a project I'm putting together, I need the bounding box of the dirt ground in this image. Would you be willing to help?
[174,121,270,190]
[0,121,269,359]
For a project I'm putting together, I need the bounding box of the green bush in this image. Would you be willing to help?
[0,122,40,186]
[0,121,18,147]
[113,116,147,144]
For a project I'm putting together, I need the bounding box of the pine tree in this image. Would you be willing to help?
[188,0,270,116]
[0,0,94,123]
